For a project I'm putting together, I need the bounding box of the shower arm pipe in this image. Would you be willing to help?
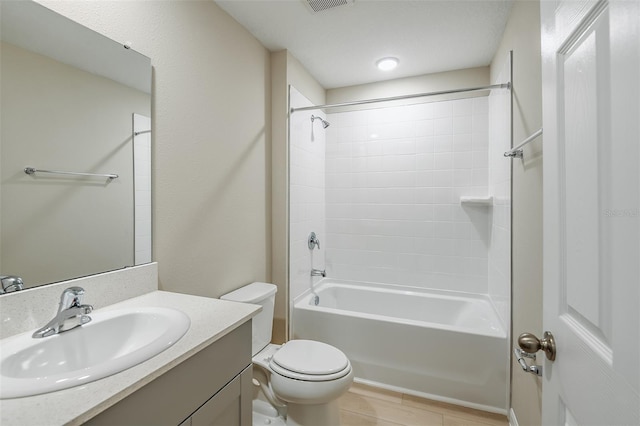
[290,82,510,113]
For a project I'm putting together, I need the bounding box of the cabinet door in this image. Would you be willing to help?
[191,366,253,426]
[238,365,252,425]
[192,375,240,426]
[85,322,252,426]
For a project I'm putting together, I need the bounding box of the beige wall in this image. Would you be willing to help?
[271,50,288,332]
[490,1,543,425]
[38,1,272,298]
[327,66,490,104]
[271,50,325,339]
[286,53,326,106]
[1,41,148,288]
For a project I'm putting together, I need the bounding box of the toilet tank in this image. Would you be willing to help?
[220,282,277,356]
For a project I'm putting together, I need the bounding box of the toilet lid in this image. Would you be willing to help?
[271,340,349,376]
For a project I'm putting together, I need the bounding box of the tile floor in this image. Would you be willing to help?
[338,383,509,426]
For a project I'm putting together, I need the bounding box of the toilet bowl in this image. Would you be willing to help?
[221,282,353,426]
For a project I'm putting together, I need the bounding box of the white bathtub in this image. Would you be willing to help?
[293,280,508,413]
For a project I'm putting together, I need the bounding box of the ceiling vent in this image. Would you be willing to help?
[302,0,354,13]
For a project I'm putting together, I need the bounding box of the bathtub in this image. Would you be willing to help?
[293,279,508,413]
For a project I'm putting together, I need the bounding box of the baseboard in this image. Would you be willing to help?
[353,377,508,416]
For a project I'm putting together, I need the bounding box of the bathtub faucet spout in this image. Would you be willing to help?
[311,268,326,278]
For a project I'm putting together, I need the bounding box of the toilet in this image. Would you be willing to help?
[221,282,353,426]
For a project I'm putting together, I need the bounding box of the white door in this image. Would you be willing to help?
[541,0,640,424]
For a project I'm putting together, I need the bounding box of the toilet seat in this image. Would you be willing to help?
[269,340,351,382]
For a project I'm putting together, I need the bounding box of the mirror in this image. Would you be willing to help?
[0,1,152,293]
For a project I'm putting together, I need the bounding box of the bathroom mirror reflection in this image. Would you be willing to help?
[0,1,152,293]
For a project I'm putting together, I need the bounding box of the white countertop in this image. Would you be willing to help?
[0,290,261,426]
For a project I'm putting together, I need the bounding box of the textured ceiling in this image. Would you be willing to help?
[214,0,513,89]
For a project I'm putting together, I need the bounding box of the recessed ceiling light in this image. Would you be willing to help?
[376,57,399,71]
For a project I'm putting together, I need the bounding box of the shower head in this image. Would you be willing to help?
[311,115,330,129]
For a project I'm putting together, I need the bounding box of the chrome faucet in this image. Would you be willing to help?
[0,275,24,294]
[308,232,321,250]
[32,287,93,338]
[311,268,326,277]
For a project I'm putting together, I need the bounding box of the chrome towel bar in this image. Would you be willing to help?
[504,128,543,158]
[24,167,118,180]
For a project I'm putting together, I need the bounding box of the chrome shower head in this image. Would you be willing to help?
[311,115,330,129]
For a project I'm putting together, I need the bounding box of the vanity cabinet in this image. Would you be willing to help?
[181,366,251,426]
[86,321,253,426]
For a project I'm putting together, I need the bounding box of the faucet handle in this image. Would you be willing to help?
[308,232,321,250]
[0,275,24,293]
[59,287,85,311]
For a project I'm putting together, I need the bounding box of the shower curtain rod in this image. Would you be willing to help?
[290,82,510,113]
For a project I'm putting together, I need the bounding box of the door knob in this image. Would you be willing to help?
[518,331,556,361]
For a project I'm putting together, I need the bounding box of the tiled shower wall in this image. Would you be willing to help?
[289,87,326,304]
[488,61,512,327]
[325,98,492,294]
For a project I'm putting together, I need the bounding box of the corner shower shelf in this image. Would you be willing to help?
[460,196,493,206]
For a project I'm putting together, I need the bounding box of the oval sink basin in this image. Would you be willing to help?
[0,306,190,399]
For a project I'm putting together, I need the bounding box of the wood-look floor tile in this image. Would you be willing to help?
[443,414,502,426]
[340,409,405,426]
[401,394,508,426]
[339,392,444,426]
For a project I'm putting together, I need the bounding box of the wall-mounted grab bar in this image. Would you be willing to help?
[24,167,118,180]
[504,128,543,158]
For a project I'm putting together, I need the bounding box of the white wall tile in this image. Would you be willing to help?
[453,115,473,134]
[416,136,435,153]
[324,97,492,294]
[415,120,435,137]
[434,117,453,135]
[473,97,489,115]
[453,98,474,116]
[453,134,473,152]
[433,100,453,118]
[434,135,454,153]
[433,153,454,170]
[487,68,511,328]
[289,87,326,304]
[454,152,473,170]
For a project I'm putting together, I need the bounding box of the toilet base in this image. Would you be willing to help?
[285,400,340,426]
[253,399,286,426]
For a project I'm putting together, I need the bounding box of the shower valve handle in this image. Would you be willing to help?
[308,232,320,250]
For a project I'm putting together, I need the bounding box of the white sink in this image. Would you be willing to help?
[0,306,190,399]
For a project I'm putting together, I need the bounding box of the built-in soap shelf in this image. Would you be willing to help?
[460,196,494,206]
